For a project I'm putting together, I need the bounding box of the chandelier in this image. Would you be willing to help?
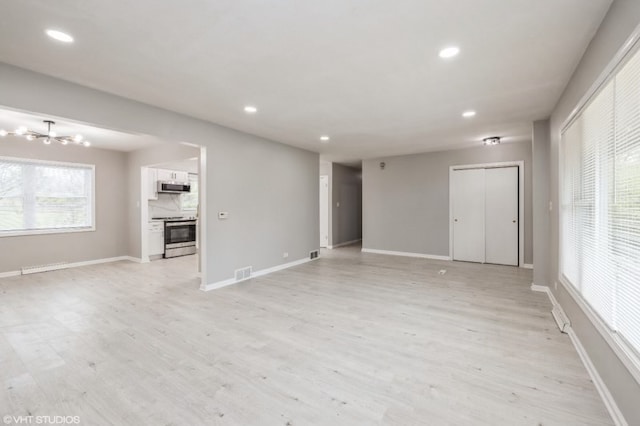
[483,136,501,146]
[0,120,90,147]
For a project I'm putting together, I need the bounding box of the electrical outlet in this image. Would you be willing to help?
[283,252,289,259]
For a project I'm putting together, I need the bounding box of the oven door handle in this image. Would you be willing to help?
[166,221,196,227]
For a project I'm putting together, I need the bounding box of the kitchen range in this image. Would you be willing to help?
[149,216,197,258]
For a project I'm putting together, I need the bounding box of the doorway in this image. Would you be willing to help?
[140,149,205,286]
[320,175,329,248]
[449,162,524,267]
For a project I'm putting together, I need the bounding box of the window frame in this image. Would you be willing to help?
[559,26,640,384]
[181,172,198,212]
[0,156,96,238]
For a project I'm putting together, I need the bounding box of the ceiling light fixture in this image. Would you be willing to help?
[0,120,90,147]
[462,110,476,118]
[244,106,257,114]
[46,29,74,43]
[439,46,460,59]
[483,136,501,146]
[320,135,330,142]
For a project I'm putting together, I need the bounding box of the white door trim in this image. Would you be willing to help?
[140,167,150,263]
[199,146,207,289]
[449,161,525,268]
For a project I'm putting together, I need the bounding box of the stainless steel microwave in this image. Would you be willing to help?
[158,181,191,193]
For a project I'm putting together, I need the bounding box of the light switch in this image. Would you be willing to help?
[218,211,229,219]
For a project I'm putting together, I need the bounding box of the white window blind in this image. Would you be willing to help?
[612,48,640,353]
[561,45,640,356]
[0,157,94,235]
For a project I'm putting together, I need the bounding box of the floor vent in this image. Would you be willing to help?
[21,262,68,275]
[310,250,319,260]
[234,266,252,281]
[552,305,570,333]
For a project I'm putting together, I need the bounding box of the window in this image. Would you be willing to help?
[561,44,640,359]
[0,157,95,236]
[181,173,198,212]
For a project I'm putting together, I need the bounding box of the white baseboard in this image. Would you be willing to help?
[530,284,627,426]
[201,256,316,291]
[568,328,628,426]
[0,256,139,279]
[361,248,451,261]
[0,270,21,279]
[327,239,362,249]
[522,263,534,269]
[531,283,558,305]
[64,256,136,269]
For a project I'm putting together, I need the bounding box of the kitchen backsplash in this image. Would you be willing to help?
[149,193,184,218]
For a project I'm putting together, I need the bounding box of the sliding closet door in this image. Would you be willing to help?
[485,167,519,266]
[452,168,485,263]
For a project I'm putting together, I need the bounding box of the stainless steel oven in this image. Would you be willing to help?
[164,220,197,258]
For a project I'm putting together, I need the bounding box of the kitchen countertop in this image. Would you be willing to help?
[150,216,197,222]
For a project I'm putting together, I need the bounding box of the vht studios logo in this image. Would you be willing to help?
[3,416,80,424]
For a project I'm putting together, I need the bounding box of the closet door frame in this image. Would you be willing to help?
[448,161,525,268]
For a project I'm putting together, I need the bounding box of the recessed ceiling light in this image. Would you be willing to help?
[320,136,330,142]
[462,110,476,118]
[46,29,74,43]
[244,106,257,114]
[439,46,460,59]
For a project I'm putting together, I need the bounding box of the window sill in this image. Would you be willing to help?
[0,226,96,238]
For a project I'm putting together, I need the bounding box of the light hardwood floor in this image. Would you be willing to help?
[0,246,612,425]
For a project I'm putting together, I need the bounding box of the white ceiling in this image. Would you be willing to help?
[0,0,612,163]
[156,158,199,174]
[0,108,162,151]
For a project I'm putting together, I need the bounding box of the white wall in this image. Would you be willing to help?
[0,62,319,286]
[532,120,550,286]
[547,1,640,423]
[363,141,533,263]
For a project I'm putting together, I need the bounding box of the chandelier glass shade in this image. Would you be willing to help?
[483,136,501,146]
[0,120,90,147]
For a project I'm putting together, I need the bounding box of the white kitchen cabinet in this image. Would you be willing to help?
[147,168,158,200]
[156,168,174,183]
[149,222,165,257]
[156,169,188,183]
[175,171,189,183]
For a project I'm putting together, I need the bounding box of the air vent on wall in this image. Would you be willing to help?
[234,266,253,282]
[310,250,319,260]
[552,305,570,333]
